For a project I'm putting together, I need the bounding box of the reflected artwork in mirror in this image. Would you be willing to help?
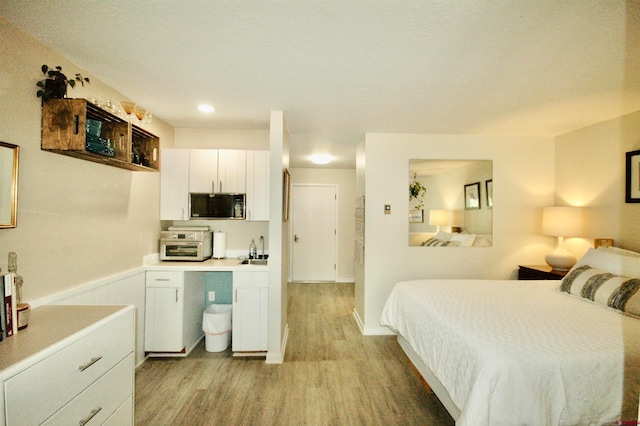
[409,159,492,247]
[0,142,19,228]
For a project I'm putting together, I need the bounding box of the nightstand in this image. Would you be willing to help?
[518,265,568,280]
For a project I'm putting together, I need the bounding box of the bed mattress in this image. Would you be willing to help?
[380,279,640,425]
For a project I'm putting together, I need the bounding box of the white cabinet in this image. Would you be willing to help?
[145,271,205,356]
[232,270,268,354]
[189,149,219,193]
[218,149,246,193]
[246,150,269,221]
[0,305,135,426]
[189,149,246,194]
[160,149,190,220]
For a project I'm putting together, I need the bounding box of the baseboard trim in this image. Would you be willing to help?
[352,308,396,336]
[266,323,289,364]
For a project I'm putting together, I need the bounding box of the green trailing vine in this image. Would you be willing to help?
[409,176,426,209]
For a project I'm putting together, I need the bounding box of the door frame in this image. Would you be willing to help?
[289,183,339,282]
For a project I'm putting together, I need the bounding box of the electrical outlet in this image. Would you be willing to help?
[208,291,215,302]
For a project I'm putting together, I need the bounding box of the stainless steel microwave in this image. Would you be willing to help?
[189,193,246,220]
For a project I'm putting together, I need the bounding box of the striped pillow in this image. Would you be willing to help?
[560,265,640,315]
[421,238,460,247]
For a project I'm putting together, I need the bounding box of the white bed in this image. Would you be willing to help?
[380,247,640,425]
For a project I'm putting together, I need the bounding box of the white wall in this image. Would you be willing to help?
[0,18,174,301]
[289,168,356,282]
[555,109,640,253]
[358,133,556,334]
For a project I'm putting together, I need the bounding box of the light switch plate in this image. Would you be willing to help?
[208,291,215,302]
[384,204,391,214]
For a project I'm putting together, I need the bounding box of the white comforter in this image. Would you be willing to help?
[380,279,640,425]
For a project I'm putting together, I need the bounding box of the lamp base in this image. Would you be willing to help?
[545,246,576,271]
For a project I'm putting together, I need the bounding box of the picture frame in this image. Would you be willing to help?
[626,149,640,203]
[485,179,493,209]
[409,209,423,223]
[283,168,291,221]
[464,182,481,210]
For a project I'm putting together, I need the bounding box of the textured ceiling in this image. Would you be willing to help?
[2,1,639,168]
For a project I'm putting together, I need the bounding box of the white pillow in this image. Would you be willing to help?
[450,233,476,247]
[597,246,640,258]
[569,247,640,278]
[433,231,452,241]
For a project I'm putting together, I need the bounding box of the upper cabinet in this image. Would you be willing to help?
[189,149,246,193]
[246,150,269,221]
[160,149,190,221]
[41,99,159,172]
[162,149,268,222]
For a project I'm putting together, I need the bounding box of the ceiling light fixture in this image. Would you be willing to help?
[198,104,215,113]
[309,154,333,165]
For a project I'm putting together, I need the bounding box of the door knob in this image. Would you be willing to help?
[294,234,300,242]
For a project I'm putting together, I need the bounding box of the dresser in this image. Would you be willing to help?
[0,305,135,425]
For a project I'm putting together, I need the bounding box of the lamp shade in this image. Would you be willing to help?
[429,209,448,226]
[542,206,582,237]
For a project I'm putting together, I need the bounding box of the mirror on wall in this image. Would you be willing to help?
[0,142,19,228]
[409,159,492,247]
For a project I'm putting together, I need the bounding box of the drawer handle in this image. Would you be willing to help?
[78,407,102,425]
[78,356,102,372]
[155,278,170,281]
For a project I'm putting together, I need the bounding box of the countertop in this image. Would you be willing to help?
[146,257,269,271]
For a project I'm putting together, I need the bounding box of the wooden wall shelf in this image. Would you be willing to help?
[41,98,159,172]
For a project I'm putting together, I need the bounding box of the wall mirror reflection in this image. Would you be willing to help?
[0,142,19,228]
[409,159,492,247]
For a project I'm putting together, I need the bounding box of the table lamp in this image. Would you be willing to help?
[429,209,448,233]
[542,206,583,271]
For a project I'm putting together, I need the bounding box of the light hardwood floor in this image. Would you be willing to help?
[135,282,454,425]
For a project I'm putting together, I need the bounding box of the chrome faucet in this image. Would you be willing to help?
[259,235,265,258]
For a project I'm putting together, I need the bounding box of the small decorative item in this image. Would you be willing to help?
[464,182,481,210]
[8,252,29,330]
[409,173,426,209]
[409,209,424,223]
[625,149,640,203]
[485,179,493,208]
[594,238,614,249]
[36,65,90,102]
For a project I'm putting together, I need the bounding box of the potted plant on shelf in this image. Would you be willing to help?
[36,65,90,102]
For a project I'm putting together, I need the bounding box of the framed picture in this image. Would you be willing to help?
[409,209,423,223]
[283,168,291,221]
[464,182,481,210]
[626,150,640,203]
[485,179,493,209]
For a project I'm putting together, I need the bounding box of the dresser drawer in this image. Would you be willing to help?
[146,271,184,288]
[103,395,133,426]
[42,354,133,426]
[4,309,134,425]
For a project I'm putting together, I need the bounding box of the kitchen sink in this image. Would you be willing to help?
[239,259,268,266]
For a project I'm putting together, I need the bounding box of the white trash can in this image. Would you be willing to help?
[202,304,232,352]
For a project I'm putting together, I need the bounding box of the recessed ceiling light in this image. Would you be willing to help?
[198,104,215,113]
[309,154,333,165]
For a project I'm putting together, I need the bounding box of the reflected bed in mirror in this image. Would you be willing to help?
[0,142,19,228]
[409,159,492,247]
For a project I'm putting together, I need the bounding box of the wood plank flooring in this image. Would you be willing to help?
[135,283,454,425]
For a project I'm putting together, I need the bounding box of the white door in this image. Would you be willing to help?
[291,185,337,282]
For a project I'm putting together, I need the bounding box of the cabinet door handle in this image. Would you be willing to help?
[78,407,102,425]
[234,289,237,304]
[176,288,179,302]
[155,278,170,281]
[74,115,80,135]
[78,356,102,372]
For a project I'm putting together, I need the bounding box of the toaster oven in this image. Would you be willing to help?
[160,228,212,261]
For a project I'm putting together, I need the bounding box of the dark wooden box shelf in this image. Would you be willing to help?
[42,98,159,172]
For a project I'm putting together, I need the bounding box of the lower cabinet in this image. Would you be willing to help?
[232,270,268,354]
[145,271,205,356]
[0,305,135,426]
